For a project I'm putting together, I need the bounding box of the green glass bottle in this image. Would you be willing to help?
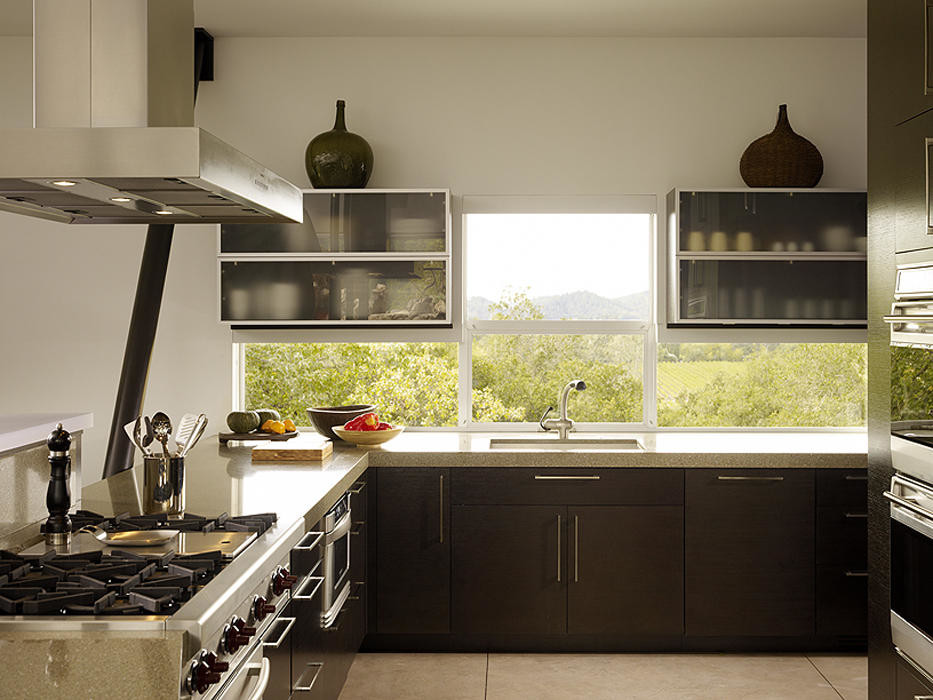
[305,100,374,188]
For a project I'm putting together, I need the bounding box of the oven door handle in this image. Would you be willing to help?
[885,490,933,522]
[244,658,270,700]
[325,511,353,544]
[261,616,296,649]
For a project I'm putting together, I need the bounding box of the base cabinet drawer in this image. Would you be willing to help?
[816,507,867,568]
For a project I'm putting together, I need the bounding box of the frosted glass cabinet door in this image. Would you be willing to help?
[220,260,448,323]
[220,191,448,254]
[678,260,866,323]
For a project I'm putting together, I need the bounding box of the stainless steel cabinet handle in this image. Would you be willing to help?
[292,574,324,601]
[534,475,600,481]
[261,616,296,648]
[913,695,933,699]
[717,475,784,481]
[574,515,580,583]
[844,512,868,519]
[292,662,324,693]
[897,646,933,689]
[556,514,562,583]
[845,474,868,481]
[844,571,868,577]
[439,473,445,544]
[349,481,367,495]
[294,530,323,551]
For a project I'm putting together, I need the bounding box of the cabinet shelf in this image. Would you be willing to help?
[677,251,866,262]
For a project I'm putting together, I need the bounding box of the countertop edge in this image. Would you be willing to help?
[0,413,93,455]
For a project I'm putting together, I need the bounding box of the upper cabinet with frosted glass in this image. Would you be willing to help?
[666,189,867,329]
[218,189,451,325]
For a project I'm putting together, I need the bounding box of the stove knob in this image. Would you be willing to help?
[222,619,251,654]
[232,617,257,637]
[187,656,222,694]
[272,567,296,596]
[253,595,276,622]
[200,650,230,673]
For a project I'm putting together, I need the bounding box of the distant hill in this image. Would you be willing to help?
[468,290,650,321]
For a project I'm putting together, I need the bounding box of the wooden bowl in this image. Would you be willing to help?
[306,405,375,441]
[332,425,404,446]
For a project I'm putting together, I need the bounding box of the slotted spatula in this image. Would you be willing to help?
[174,413,200,456]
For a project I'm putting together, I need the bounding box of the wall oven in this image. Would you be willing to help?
[322,493,352,628]
[888,258,933,676]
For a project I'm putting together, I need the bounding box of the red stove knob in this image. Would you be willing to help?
[187,656,222,694]
[232,618,257,637]
[201,651,229,673]
[253,595,276,621]
[272,567,296,596]
[222,619,251,653]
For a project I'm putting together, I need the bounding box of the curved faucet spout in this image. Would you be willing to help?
[542,379,586,440]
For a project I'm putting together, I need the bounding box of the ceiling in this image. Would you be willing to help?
[1,0,866,38]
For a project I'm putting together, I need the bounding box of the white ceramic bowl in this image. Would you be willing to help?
[332,425,404,446]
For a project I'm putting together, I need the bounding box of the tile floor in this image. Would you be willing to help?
[339,652,867,700]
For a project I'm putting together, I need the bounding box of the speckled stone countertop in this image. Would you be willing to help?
[358,431,867,468]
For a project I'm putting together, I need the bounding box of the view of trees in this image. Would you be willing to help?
[244,293,867,428]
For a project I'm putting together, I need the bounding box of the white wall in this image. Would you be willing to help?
[0,36,866,475]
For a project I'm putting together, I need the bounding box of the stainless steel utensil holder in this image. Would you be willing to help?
[143,455,185,516]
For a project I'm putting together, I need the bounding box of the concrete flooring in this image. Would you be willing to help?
[339,653,867,700]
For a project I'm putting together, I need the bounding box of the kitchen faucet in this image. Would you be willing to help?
[539,380,587,439]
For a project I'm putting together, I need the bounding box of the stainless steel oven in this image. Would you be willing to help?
[322,493,352,628]
[886,473,933,674]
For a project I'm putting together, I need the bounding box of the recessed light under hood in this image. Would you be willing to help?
[0,0,302,225]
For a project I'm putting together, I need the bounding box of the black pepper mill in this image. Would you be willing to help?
[45,423,72,546]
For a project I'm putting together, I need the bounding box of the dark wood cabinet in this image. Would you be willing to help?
[882,0,933,126]
[567,505,683,636]
[891,112,933,253]
[896,654,933,699]
[373,468,450,634]
[685,469,815,637]
[451,504,566,635]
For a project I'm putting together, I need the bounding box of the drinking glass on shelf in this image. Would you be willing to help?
[736,231,754,252]
[710,231,728,252]
[687,231,706,252]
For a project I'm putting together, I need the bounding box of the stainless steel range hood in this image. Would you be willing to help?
[0,0,302,225]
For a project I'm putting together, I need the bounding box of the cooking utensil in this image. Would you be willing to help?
[174,413,199,455]
[151,412,172,458]
[179,414,208,457]
[78,524,179,547]
[143,415,155,452]
[122,417,148,456]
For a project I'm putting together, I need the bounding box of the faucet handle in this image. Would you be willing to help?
[539,406,555,431]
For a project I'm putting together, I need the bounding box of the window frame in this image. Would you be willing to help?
[459,196,658,431]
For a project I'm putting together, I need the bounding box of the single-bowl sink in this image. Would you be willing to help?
[488,436,644,451]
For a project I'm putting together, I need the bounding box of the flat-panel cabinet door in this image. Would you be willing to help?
[374,468,450,633]
[568,506,683,636]
[893,112,933,253]
[452,505,566,635]
[685,469,815,637]
[885,0,933,125]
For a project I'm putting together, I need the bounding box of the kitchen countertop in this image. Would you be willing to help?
[359,430,867,468]
[0,412,93,454]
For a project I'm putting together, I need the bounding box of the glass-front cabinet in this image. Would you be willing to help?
[218,189,451,325]
[667,189,867,327]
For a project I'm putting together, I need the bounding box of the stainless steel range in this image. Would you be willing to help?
[0,506,305,699]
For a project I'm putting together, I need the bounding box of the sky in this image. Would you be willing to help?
[465,213,652,302]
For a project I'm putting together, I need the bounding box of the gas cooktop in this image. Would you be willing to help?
[3,511,278,617]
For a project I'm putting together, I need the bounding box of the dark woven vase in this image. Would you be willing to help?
[305,100,374,188]
[739,104,823,187]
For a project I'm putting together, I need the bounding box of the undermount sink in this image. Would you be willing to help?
[488,437,644,451]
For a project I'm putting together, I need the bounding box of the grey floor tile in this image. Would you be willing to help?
[807,654,868,700]
[485,653,842,700]
[338,653,487,700]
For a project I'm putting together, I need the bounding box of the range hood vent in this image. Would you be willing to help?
[0,0,302,225]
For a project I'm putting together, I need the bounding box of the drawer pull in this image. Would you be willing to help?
[556,513,562,583]
[349,481,367,495]
[844,571,868,578]
[440,473,445,544]
[292,574,324,601]
[261,616,296,648]
[844,512,868,519]
[717,475,784,482]
[294,531,323,551]
[293,662,324,693]
[534,475,601,481]
[844,474,868,481]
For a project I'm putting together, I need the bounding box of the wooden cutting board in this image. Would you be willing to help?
[251,434,333,462]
